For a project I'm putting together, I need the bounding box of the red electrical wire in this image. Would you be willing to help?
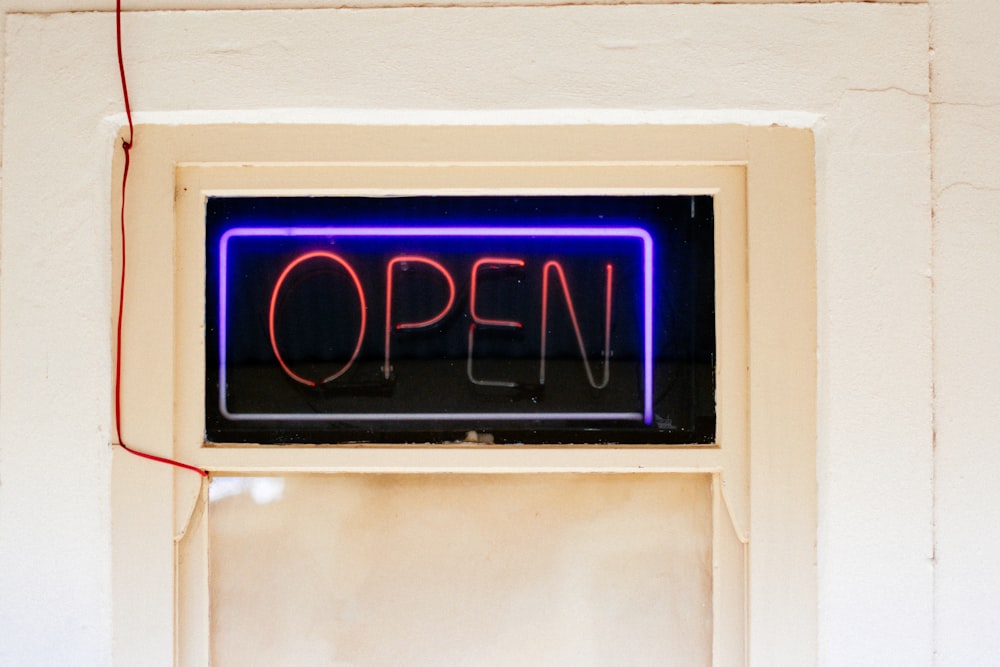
[115,0,208,477]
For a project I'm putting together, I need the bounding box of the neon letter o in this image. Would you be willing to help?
[268,251,367,387]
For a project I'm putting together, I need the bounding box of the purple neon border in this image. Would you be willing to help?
[218,226,654,425]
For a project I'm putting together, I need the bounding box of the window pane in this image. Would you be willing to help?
[206,195,716,444]
[208,473,712,664]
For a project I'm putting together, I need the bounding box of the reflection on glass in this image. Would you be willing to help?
[209,477,286,505]
[209,474,712,664]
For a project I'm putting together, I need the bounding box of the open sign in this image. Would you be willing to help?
[206,196,716,445]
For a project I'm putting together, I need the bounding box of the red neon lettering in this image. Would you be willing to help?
[467,257,525,388]
[269,251,367,387]
[470,258,526,328]
[384,255,456,380]
[540,261,613,389]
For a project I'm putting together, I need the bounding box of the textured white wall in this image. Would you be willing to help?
[4,1,992,664]
[2,0,924,10]
[930,0,1000,663]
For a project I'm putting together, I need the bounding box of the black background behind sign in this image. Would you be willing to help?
[206,195,716,445]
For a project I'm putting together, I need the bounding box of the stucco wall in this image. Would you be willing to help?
[930,0,1000,663]
[0,0,994,664]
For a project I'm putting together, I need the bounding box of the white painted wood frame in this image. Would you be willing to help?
[112,123,815,665]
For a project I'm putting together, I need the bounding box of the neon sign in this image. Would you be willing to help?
[206,196,715,445]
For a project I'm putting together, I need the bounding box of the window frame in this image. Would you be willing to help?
[111,123,815,665]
